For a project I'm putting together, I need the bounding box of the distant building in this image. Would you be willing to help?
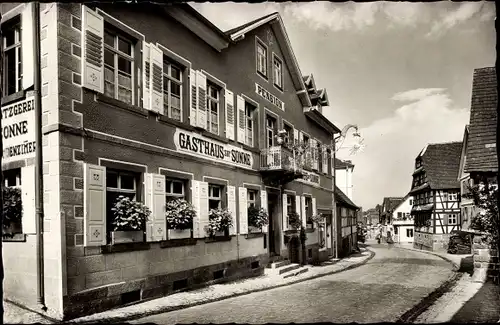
[410,142,462,252]
[364,208,379,226]
[379,197,404,225]
[335,186,359,257]
[392,196,414,243]
[335,158,354,201]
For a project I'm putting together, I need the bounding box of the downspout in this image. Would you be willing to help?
[33,2,46,308]
[332,136,338,259]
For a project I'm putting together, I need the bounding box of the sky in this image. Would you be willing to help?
[191,1,496,210]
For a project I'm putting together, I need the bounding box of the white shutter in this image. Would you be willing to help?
[21,165,36,234]
[191,180,201,238]
[238,187,248,234]
[227,186,237,235]
[146,174,166,242]
[322,148,328,174]
[282,193,288,231]
[225,89,235,141]
[189,70,198,126]
[301,196,306,227]
[295,195,301,225]
[21,3,34,90]
[261,190,268,233]
[312,197,317,218]
[294,129,299,145]
[236,95,246,144]
[142,42,151,110]
[199,181,209,237]
[312,139,318,170]
[84,164,106,246]
[196,71,207,129]
[150,44,164,114]
[81,6,104,93]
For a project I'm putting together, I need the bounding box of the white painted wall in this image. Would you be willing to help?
[392,196,414,243]
[336,166,354,201]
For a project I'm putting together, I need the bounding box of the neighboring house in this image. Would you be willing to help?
[335,158,354,200]
[0,3,342,320]
[392,196,414,243]
[459,67,498,231]
[379,197,404,225]
[365,208,379,226]
[335,186,359,257]
[409,142,462,252]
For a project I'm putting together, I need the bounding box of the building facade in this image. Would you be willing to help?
[1,3,342,320]
[335,185,359,257]
[391,196,414,243]
[335,158,354,200]
[410,142,462,252]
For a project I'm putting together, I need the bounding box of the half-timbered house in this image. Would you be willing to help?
[335,185,359,257]
[409,142,462,252]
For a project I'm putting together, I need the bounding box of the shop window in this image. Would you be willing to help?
[163,59,183,121]
[208,184,223,210]
[245,102,255,147]
[256,40,267,78]
[206,81,220,134]
[104,25,135,105]
[106,169,140,242]
[273,54,283,89]
[2,17,22,96]
[166,178,186,202]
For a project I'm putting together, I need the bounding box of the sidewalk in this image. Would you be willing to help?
[4,300,54,324]
[70,248,374,324]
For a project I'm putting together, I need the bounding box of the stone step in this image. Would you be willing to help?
[282,267,309,279]
[264,263,301,276]
[270,259,291,269]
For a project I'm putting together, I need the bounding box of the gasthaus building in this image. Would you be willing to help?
[1,2,341,319]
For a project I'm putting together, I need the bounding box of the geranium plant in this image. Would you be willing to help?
[288,211,301,230]
[165,198,196,230]
[205,208,233,237]
[111,196,151,231]
[248,206,269,229]
[2,187,23,232]
[310,213,325,224]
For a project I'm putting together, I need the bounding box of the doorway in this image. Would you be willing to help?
[267,193,280,256]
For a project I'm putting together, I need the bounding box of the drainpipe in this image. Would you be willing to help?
[33,2,46,309]
[332,136,338,259]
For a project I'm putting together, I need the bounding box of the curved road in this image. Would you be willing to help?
[133,244,455,324]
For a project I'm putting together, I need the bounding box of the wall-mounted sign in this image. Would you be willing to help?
[174,128,254,170]
[1,96,36,164]
[255,83,284,111]
[297,170,320,186]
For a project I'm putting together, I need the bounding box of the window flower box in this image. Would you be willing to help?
[248,206,269,231]
[205,208,233,238]
[111,195,150,244]
[168,228,192,240]
[248,226,262,233]
[165,199,195,239]
[111,230,143,244]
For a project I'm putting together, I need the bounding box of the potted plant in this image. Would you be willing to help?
[165,198,195,239]
[248,206,269,233]
[111,195,150,244]
[205,208,233,238]
[2,187,23,236]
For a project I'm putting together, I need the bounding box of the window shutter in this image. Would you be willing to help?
[312,197,317,217]
[196,71,207,129]
[312,139,318,170]
[142,42,151,110]
[21,3,34,90]
[191,180,201,238]
[81,6,104,93]
[294,129,299,145]
[322,148,328,174]
[189,70,198,126]
[225,89,235,141]
[227,185,237,235]
[145,174,166,242]
[236,95,246,144]
[301,196,306,227]
[21,165,36,234]
[199,181,209,237]
[282,193,288,231]
[261,190,268,233]
[84,164,106,246]
[295,194,301,219]
[238,187,248,234]
[150,44,164,114]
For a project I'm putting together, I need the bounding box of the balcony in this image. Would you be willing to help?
[259,146,308,186]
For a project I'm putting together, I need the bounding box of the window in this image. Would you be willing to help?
[106,169,139,241]
[247,190,257,208]
[2,18,22,96]
[443,192,449,202]
[397,212,402,219]
[266,115,276,148]
[104,26,134,105]
[407,229,413,238]
[3,169,21,188]
[409,199,413,205]
[449,192,458,201]
[448,214,457,225]
[206,82,220,134]
[245,102,255,147]
[305,197,313,229]
[273,55,283,89]
[256,41,267,77]
[208,184,223,210]
[163,59,183,121]
[284,123,293,144]
[166,178,185,202]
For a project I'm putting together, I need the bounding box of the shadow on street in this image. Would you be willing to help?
[451,279,500,323]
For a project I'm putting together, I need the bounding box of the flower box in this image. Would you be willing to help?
[215,230,225,237]
[248,226,262,233]
[111,230,143,244]
[168,228,192,240]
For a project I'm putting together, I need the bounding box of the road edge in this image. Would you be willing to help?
[70,248,376,324]
[395,246,461,271]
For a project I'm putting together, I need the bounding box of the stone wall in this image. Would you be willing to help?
[472,236,499,283]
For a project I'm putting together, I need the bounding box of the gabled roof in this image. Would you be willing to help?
[464,67,498,173]
[381,197,404,214]
[335,185,359,210]
[225,12,278,35]
[412,142,463,190]
[391,195,411,212]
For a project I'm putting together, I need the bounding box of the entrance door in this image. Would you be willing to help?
[267,193,280,256]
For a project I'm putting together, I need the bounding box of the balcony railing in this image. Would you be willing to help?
[260,146,313,172]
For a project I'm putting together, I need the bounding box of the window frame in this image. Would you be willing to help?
[448,214,457,225]
[206,81,220,135]
[165,177,186,202]
[2,16,22,97]
[3,168,21,188]
[272,53,283,91]
[255,38,268,79]
[247,189,257,208]
[162,58,183,122]
[265,114,277,148]
[208,184,223,210]
[282,121,293,145]
[244,101,255,147]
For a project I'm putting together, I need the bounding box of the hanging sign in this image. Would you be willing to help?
[1,96,36,164]
[255,83,284,111]
[174,128,254,170]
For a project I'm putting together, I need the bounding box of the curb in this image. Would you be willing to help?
[70,249,376,324]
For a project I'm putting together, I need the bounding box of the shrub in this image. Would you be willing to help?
[463,182,498,245]
[165,199,196,230]
[111,196,151,231]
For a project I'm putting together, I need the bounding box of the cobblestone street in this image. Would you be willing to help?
[133,244,455,324]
